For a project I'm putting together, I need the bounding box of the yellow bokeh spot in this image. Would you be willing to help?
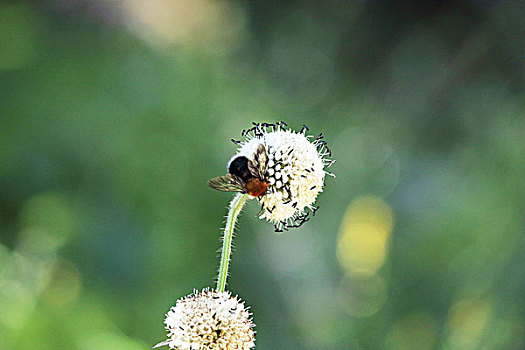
[120,0,245,54]
[39,259,82,309]
[446,297,491,350]
[337,195,394,277]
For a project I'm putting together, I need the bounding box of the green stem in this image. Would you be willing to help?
[217,193,249,293]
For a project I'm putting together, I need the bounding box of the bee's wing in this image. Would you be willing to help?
[208,174,244,192]
[249,143,267,178]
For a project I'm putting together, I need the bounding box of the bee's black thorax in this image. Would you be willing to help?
[228,156,252,181]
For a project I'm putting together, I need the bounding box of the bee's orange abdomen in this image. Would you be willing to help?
[246,178,268,197]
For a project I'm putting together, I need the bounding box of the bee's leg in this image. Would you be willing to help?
[257,203,265,216]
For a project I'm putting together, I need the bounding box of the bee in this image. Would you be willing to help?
[208,144,268,197]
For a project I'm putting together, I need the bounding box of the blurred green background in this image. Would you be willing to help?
[1,1,525,349]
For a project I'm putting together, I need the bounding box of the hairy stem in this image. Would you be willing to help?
[217,193,249,292]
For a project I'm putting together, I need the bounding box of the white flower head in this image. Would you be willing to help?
[155,289,255,350]
[212,122,335,231]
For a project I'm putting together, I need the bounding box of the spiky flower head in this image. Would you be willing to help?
[155,289,255,350]
[234,122,334,231]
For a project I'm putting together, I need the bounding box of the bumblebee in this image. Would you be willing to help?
[208,144,268,197]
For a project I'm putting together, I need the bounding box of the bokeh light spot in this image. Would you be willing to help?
[39,259,82,308]
[337,273,387,318]
[446,297,491,350]
[337,195,394,277]
[120,0,245,54]
[0,278,34,330]
[18,192,75,254]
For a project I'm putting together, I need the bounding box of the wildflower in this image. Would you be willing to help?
[154,289,255,350]
[209,122,334,231]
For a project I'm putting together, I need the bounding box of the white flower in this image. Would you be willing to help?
[234,122,335,231]
[155,289,255,350]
